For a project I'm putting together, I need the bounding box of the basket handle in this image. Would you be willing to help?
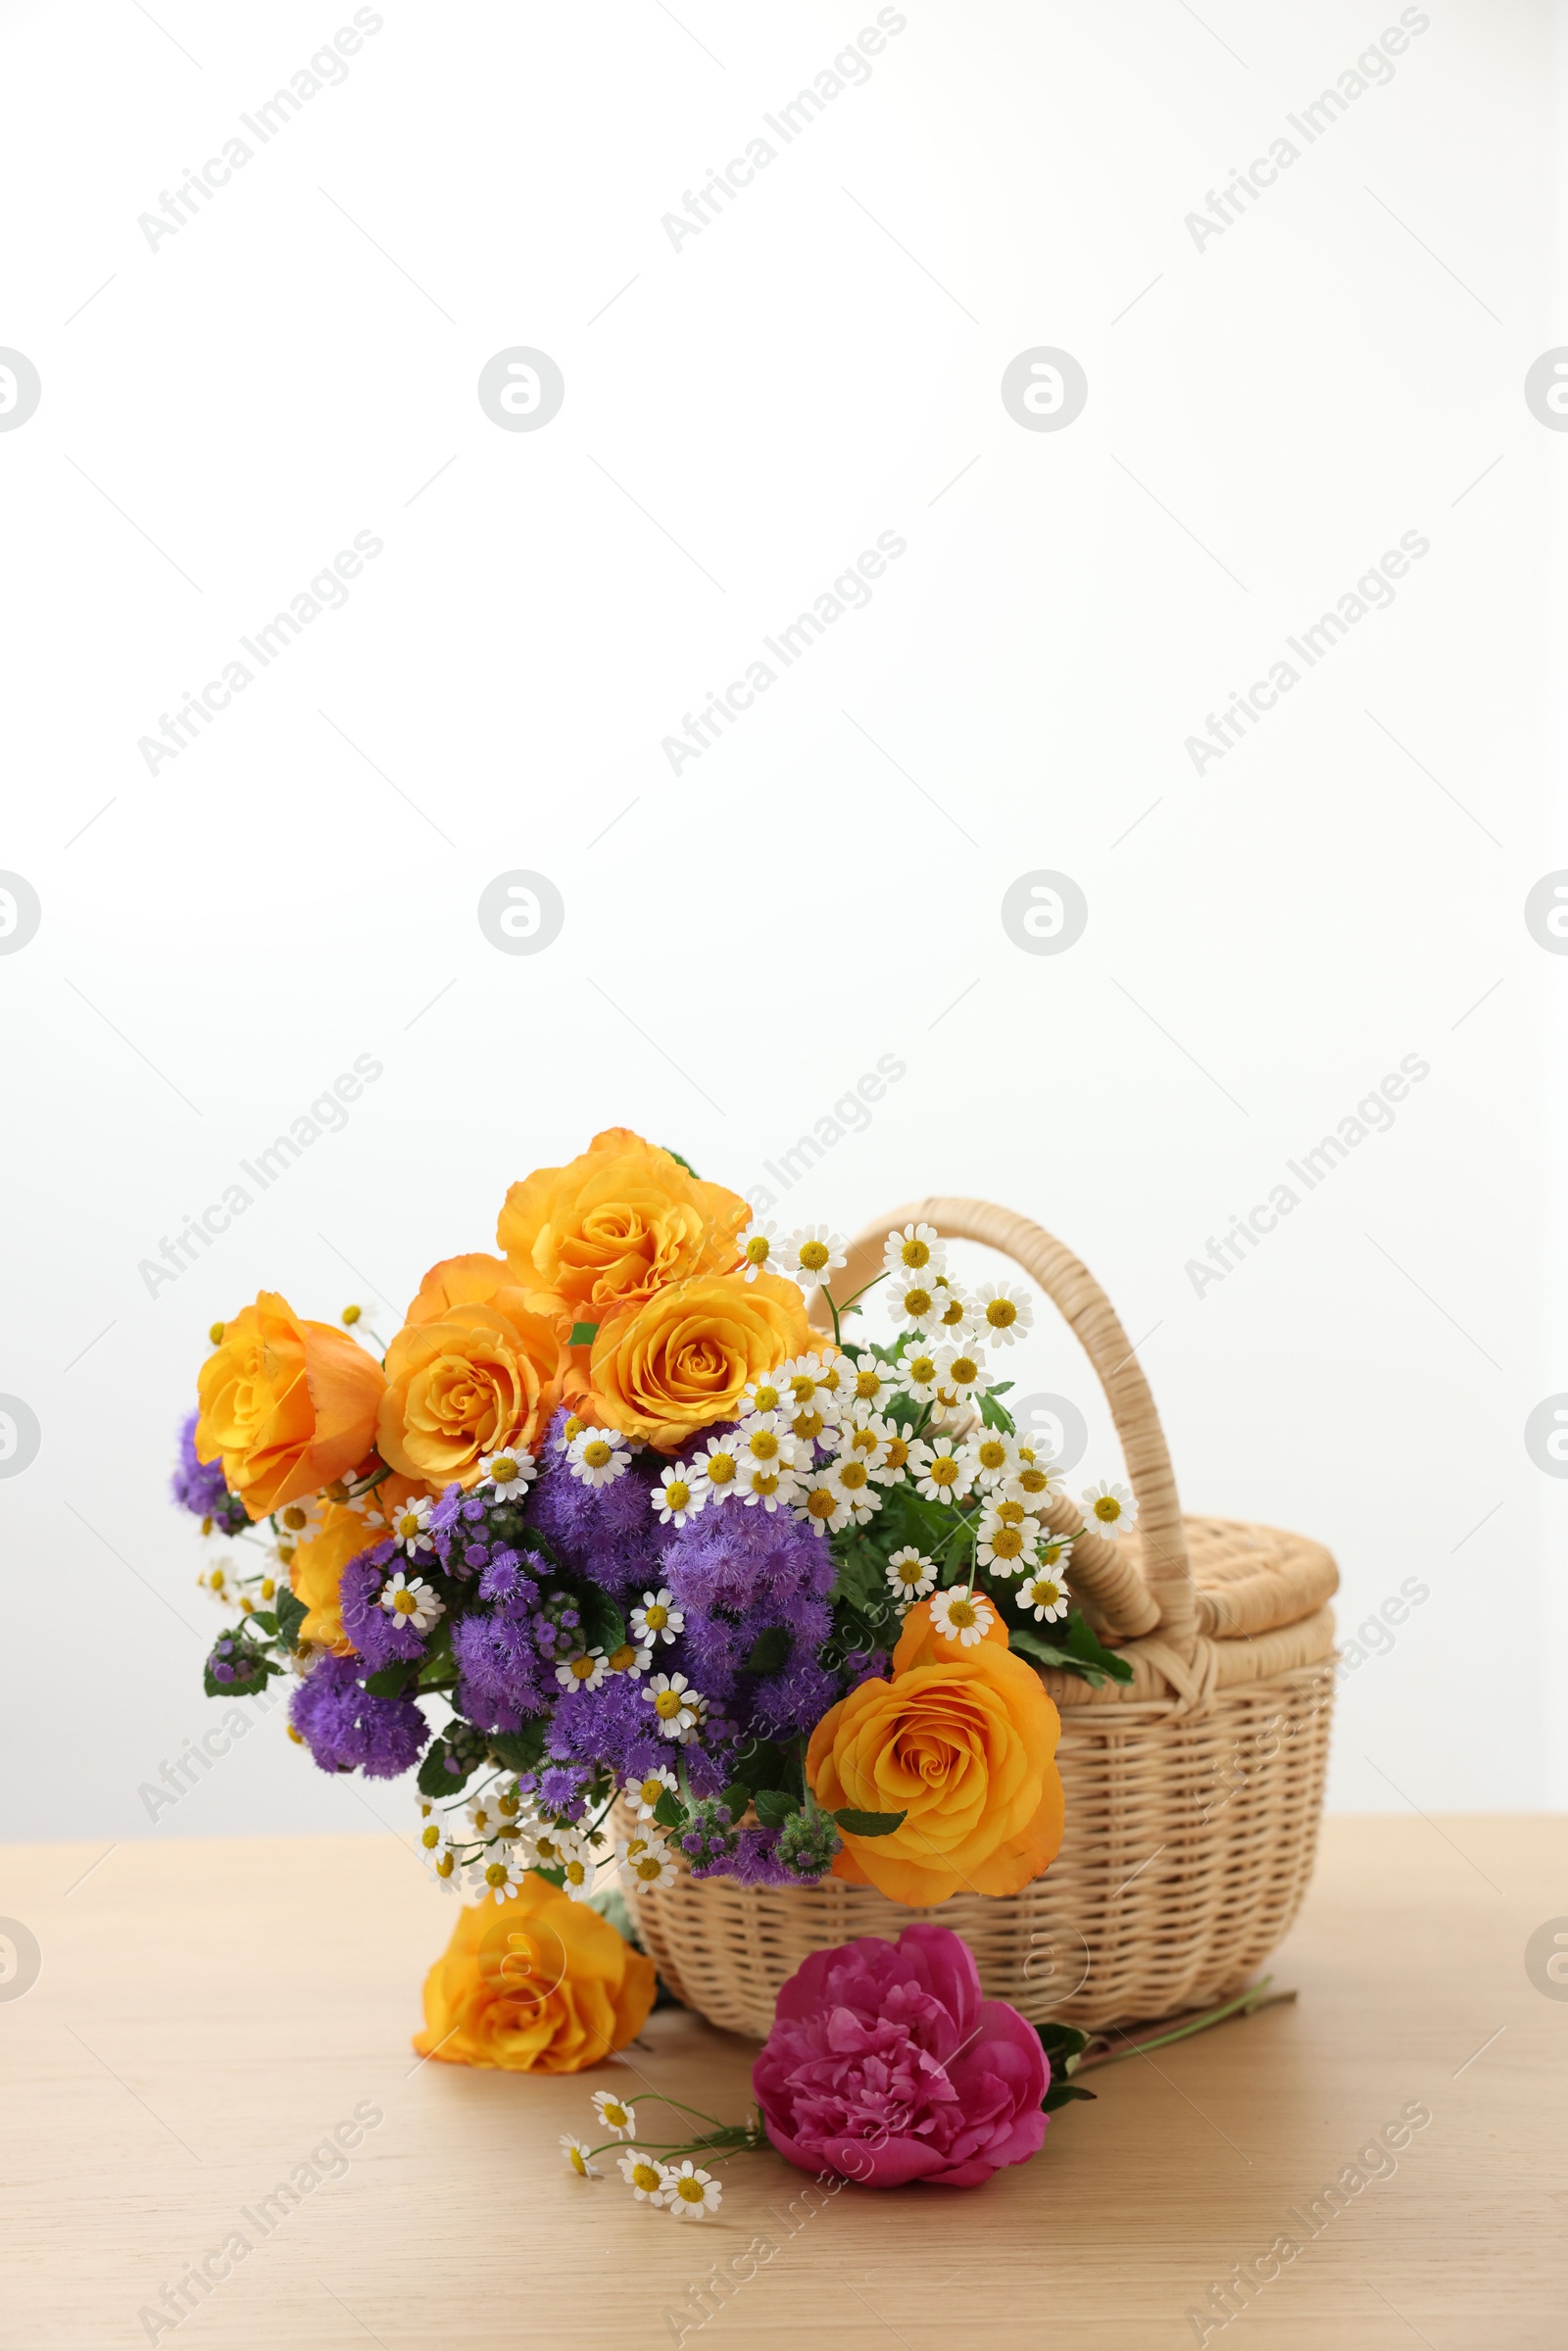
[811,1198,1195,1649]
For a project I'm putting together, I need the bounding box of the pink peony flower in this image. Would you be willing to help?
[752,1923,1050,2188]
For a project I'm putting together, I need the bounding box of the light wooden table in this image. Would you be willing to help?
[2,1816,1563,2350]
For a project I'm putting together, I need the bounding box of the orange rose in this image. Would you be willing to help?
[805,1598,1064,1905]
[195,1293,384,1522]
[286,1501,373,1652]
[412,1879,656,2074]
[497,1129,749,1319]
[376,1259,569,1492]
[584,1270,812,1452]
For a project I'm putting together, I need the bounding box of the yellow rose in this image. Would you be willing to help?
[805,1598,1064,1905]
[287,1501,371,1652]
[376,1266,569,1493]
[412,1879,656,2074]
[195,1293,384,1522]
[497,1129,749,1319]
[584,1270,812,1452]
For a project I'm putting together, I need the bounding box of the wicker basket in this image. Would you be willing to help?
[622,1199,1338,2038]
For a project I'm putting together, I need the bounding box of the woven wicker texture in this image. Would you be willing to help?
[623,1200,1338,2036]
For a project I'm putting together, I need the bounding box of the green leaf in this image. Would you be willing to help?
[653,1788,689,1831]
[744,1624,793,1676]
[364,1663,416,1698]
[488,1721,547,1776]
[273,1588,309,1649]
[753,1788,802,1829]
[732,1739,798,1797]
[203,1652,278,1701]
[1037,2020,1092,2072]
[832,1807,906,1837]
[720,1780,751,1822]
[978,1384,1017,1434]
[567,1321,599,1347]
[1042,2081,1098,2113]
[249,1609,279,1636]
[573,1584,627,1658]
[417,1738,472,1797]
[1064,1610,1135,1685]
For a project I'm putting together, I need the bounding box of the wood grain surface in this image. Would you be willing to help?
[2,1814,1563,2351]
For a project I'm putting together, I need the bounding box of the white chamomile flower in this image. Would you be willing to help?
[561,2135,601,2180]
[618,2149,668,2202]
[386,1496,434,1557]
[928,1587,996,1647]
[883,1221,947,1283]
[735,1410,799,1476]
[827,1452,882,1525]
[967,1430,1018,1490]
[1018,1570,1070,1623]
[651,1462,705,1528]
[478,1445,537,1500]
[934,1345,993,1404]
[466,1793,503,1839]
[896,1343,943,1403]
[567,1427,633,1488]
[976,1513,1042,1578]
[780,1353,843,1425]
[736,1461,797,1512]
[885,1546,936,1600]
[555,1412,588,1452]
[643,1672,704,1742]
[863,1417,913,1485]
[689,1435,740,1505]
[793,1474,850,1535]
[378,1570,445,1633]
[928,1277,976,1341]
[779,1225,847,1291]
[617,1829,679,1889]
[1081,1479,1138,1540]
[605,1638,653,1679]
[521,1824,575,1872]
[556,1645,609,1693]
[471,1848,530,1903]
[737,1218,780,1281]
[887,1276,944,1339]
[1008,1446,1069,1506]
[425,1841,464,1894]
[908,1436,973,1505]
[559,1841,599,1900]
[630,1590,684,1646]
[740,1370,788,1417]
[840,1350,897,1417]
[663,2159,721,2218]
[972,1280,1034,1348]
[625,1766,678,1819]
[199,1560,237,1603]
[591,2089,637,2137]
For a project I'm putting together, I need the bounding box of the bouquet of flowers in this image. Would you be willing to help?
[172,1129,1154,2196]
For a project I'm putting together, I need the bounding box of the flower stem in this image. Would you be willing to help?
[1076,1978,1297,2073]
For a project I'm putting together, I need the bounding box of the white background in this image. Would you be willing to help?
[1,0,1562,1848]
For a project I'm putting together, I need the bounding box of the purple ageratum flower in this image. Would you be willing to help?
[478,1548,538,1607]
[337,1545,428,1668]
[452,1609,551,1724]
[289,1655,429,1779]
[749,1654,840,1745]
[754,1925,1050,2189]
[725,1826,798,1887]
[526,1409,663,1590]
[171,1412,244,1527]
[661,1500,833,1618]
